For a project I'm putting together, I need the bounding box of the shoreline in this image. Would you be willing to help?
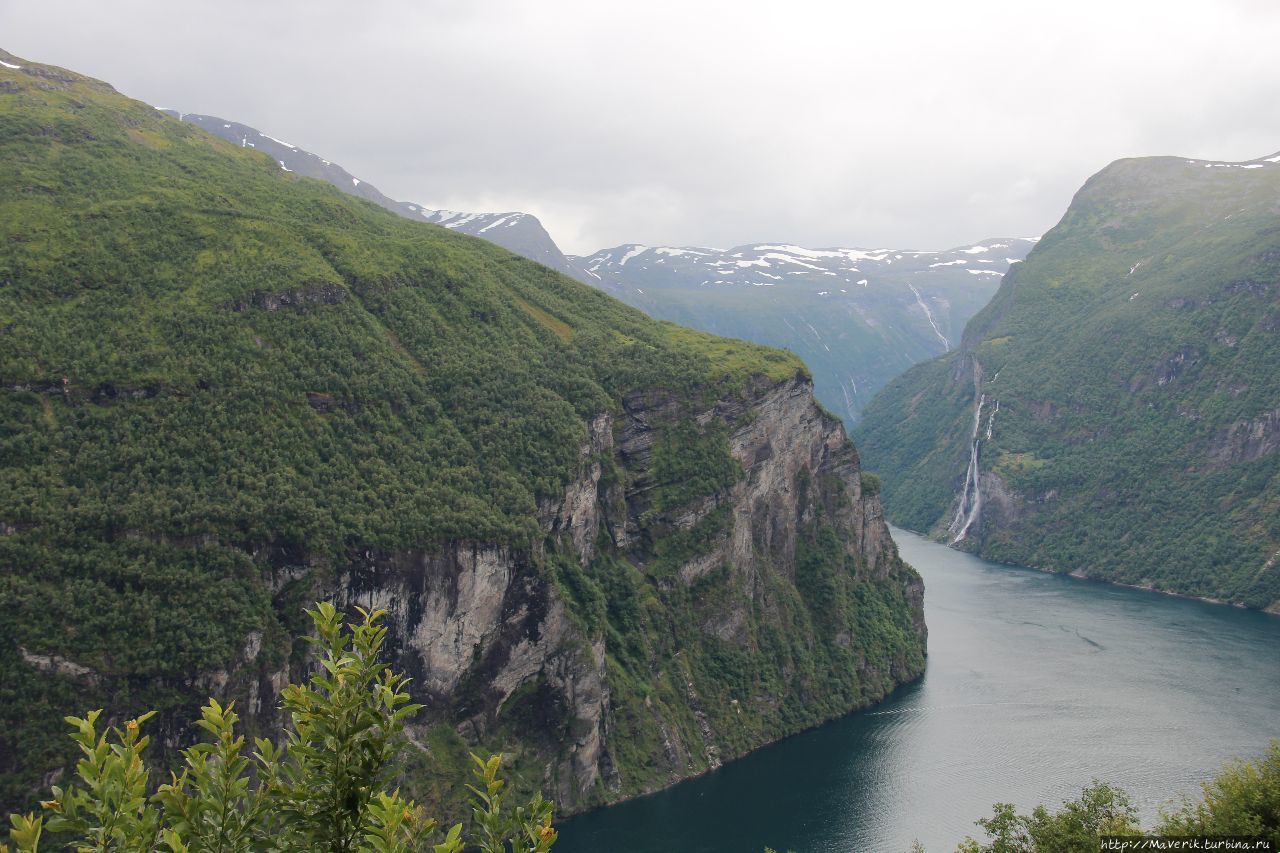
[887,524,1280,617]
[555,669,927,821]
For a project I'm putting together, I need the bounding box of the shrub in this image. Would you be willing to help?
[3,603,557,852]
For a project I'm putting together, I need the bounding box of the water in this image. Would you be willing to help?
[555,527,1280,853]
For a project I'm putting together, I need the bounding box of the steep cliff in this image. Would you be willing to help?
[0,50,925,816]
[856,152,1280,611]
[326,373,925,814]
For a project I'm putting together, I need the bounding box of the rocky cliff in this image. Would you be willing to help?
[323,373,925,814]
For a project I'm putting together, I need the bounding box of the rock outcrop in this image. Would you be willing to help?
[306,373,926,813]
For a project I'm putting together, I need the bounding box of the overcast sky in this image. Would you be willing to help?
[5,0,1280,254]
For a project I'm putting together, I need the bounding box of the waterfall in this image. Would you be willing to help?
[949,393,985,542]
[908,283,950,350]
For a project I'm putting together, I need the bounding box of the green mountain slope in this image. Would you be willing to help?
[855,152,1280,610]
[0,51,925,815]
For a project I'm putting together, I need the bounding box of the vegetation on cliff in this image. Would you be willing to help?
[3,605,558,852]
[856,154,1280,609]
[0,51,923,819]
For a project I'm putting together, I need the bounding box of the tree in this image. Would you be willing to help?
[956,782,1140,852]
[1157,740,1280,846]
[4,603,557,852]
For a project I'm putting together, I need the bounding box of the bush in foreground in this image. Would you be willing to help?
[958,741,1280,851]
[4,603,556,852]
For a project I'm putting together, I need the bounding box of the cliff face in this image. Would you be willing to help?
[319,374,925,813]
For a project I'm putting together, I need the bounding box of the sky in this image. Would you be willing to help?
[4,0,1280,255]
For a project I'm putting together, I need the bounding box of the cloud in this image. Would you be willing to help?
[4,0,1279,253]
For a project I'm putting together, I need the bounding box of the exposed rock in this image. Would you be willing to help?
[1208,409,1280,467]
[290,372,924,814]
[18,647,100,686]
[230,281,348,311]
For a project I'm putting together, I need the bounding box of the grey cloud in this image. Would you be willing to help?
[4,0,1279,254]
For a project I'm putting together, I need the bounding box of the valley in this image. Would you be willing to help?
[3,15,1280,850]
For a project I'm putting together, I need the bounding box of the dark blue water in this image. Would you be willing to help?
[555,527,1280,852]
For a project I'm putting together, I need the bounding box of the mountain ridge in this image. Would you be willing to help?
[573,238,1036,423]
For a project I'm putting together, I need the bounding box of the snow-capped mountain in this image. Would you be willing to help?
[157,109,1033,424]
[572,240,1037,423]
[158,111,580,279]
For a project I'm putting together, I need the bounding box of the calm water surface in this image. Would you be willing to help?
[555,527,1280,853]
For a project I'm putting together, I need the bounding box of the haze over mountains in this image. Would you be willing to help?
[164,110,1032,423]
[576,240,1036,422]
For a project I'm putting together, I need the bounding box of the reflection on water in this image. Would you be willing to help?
[555,527,1280,853]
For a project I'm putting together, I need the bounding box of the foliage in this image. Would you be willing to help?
[956,782,1140,852]
[0,54,817,809]
[957,741,1280,852]
[856,155,1280,609]
[1,604,557,852]
[1156,740,1280,845]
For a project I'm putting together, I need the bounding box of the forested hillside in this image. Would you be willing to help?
[856,152,1280,610]
[0,50,926,816]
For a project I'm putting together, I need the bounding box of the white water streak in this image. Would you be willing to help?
[949,393,985,541]
[908,283,949,350]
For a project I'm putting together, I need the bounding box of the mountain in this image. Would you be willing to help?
[855,151,1280,611]
[572,239,1036,424]
[159,113,1033,427]
[0,50,926,817]
[159,111,581,279]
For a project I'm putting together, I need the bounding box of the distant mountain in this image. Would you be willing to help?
[572,239,1036,424]
[160,112,1033,426]
[855,151,1280,610]
[159,112,580,279]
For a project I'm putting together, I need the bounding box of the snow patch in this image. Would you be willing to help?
[966,269,1003,276]
[478,215,512,233]
[259,132,297,149]
[352,178,360,187]
[930,260,967,267]
[618,246,649,266]
[759,253,830,272]
[752,244,846,260]
[0,60,22,70]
